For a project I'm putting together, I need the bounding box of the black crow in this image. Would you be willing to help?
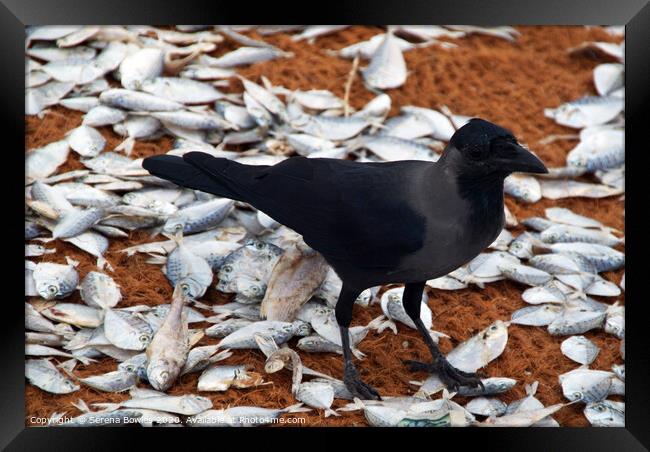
[142,118,548,400]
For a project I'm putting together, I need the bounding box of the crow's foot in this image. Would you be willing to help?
[404,358,485,392]
[343,365,381,401]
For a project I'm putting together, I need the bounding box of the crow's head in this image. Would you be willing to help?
[446,118,548,176]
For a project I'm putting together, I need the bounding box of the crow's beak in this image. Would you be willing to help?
[505,142,548,174]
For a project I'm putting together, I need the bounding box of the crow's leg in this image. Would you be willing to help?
[335,284,381,400]
[401,282,484,391]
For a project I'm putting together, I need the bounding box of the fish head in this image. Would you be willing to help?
[240,281,265,299]
[37,280,61,300]
[163,217,186,235]
[482,320,510,359]
[147,359,179,391]
[444,118,548,177]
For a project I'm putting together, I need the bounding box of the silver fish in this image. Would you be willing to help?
[604,302,624,338]
[362,30,407,90]
[296,381,338,417]
[118,47,164,90]
[544,95,624,129]
[67,125,106,158]
[100,88,183,111]
[163,198,233,235]
[146,285,190,391]
[504,174,542,203]
[53,207,105,239]
[508,232,538,259]
[465,397,507,417]
[219,320,295,350]
[180,65,236,80]
[79,369,138,392]
[79,271,122,309]
[181,346,231,375]
[561,335,600,365]
[584,400,624,427]
[559,367,613,403]
[498,263,552,286]
[165,235,213,299]
[104,309,153,350]
[528,253,596,275]
[547,243,624,272]
[202,47,292,68]
[217,239,283,300]
[26,139,70,182]
[566,128,624,172]
[548,303,607,336]
[82,105,127,127]
[26,358,79,394]
[205,318,253,338]
[141,76,227,104]
[511,304,563,326]
[32,261,79,300]
[197,364,265,391]
[540,179,624,200]
[293,114,370,141]
[446,320,510,373]
[521,281,568,305]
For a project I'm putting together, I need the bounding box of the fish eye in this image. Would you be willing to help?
[181,283,190,292]
[573,391,583,400]
[222,265,232,273]
[490,325,498,331]
[125,365,135,372]
[595,405,605,412]
[174,223,183,231]
[139,334,150,343]
[48,285,58,295]
[255,242,265,250]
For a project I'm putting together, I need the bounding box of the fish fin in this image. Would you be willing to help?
[115,137,135,155]
[365,314,386,331]
[65,256,80,267]
[72,398,91,413]
[351,347,366,360]
[324,407,340,417]
[92,402,121,412]
[210,349,233,363]
[283,403,312,414]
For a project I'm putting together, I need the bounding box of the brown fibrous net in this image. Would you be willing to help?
[25,25,624,427]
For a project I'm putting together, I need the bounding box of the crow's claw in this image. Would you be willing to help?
[404,358,484,392]
[344,366,382,401]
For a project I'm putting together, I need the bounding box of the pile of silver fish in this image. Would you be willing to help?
[25,25,623,427]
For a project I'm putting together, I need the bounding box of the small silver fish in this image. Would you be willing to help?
[32,262,79,300]
[559,367,613,403]
[146,285,190,391]
[26,358,79,394]
[504,174,542,203]
[561,336,600,365]
[584,400,624,427]
[163,198,233,235]
[103,309,153,350]
[217,239,283,300]
[362,30,407,90]
[79,271,122,309]
[79,369,138,392]
[511,304,563,326]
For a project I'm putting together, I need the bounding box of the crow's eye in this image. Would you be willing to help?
[466,144,485,160]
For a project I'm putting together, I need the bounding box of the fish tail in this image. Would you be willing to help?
[324,407,340,418]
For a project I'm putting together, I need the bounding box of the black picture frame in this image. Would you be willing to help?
[6,0,649,449]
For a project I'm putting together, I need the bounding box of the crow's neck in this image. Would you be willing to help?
[456,170,507,239]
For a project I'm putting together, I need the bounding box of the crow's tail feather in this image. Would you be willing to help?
[142,154,245,201]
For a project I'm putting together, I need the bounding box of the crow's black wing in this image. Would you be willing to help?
[144,152,429,269]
